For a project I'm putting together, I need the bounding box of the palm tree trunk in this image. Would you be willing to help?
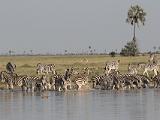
[133,22,136,41]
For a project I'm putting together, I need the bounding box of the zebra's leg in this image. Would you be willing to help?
[21,85,24,91]
[143,70,149,77]
[32,87,35,92]
[22,86,27,91]
[10,83,14,90]
[26,87,29,92]
[146,71,150,77]
[153,69,158,78]
[108,69,111,75]
[10,83,13,89]
[6,84,9,89]
[143,70,146,76]
[78,84,83,90]
[48,83,52,90]
[52,70,56,75]
[53,84,55,91]
[135,70,138,75]
[44,85,47,90]
[58,87,61,91]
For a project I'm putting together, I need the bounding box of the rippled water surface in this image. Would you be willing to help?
[0,89,160,120]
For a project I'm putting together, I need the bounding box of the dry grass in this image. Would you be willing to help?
[0,55,150,76]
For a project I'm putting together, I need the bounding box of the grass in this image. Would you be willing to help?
[0,54,151,75]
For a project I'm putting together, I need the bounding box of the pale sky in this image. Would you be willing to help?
[0,0,159,54]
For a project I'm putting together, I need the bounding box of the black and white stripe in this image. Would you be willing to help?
[36,63,56,75]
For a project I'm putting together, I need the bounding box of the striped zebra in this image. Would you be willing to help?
[128,63,142,75]
[36,63,56,75]
[21,76,41,92]
[104,60,120,75]
[54,74,65,91]
[0,71,16,90]
[152,74,160,88]
[75,78,86,90]
[72,75,89,90]
[40,75,52,91]
[50,74,73,91]
[13,75,28,87]
[6,62,16,74]
[142,62,159,77]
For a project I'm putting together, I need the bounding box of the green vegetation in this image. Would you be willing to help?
[120,40,139,56]
[122,5,147,56]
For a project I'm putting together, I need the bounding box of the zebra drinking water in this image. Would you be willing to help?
[0,71,16,90]
[21,75,41,92]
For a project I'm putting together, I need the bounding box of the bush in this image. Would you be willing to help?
[109,51,116,57]
[120,39,139,56]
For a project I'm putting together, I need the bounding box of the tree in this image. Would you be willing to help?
[126,5,146,49]
[120,40,139,56]
[109,51,116,57]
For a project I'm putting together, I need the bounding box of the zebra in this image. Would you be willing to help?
[0,71,16,90]
[134,74,151,88]
[104,60,120,75]
[74,74,90,90]
[128,63,142,75]
[36,63,56,75]
[53,74,65,91]
[152,74,160,88]
[75,77,86,90]
[149,54,155,63]
[64,68,73,81]
[21,76,40,92]
[142,62,159,77]
[6,62,16,74]
[40,75,52,91]
[13,75,28,88]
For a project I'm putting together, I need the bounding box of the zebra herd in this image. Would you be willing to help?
[0,54,160,92]
[0,63,90,92]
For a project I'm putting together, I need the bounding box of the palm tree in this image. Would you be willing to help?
[126,5,146,41]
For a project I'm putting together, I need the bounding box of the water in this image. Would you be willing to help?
[0,89,160,120]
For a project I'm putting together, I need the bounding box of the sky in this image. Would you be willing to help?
[0,0,159,54]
